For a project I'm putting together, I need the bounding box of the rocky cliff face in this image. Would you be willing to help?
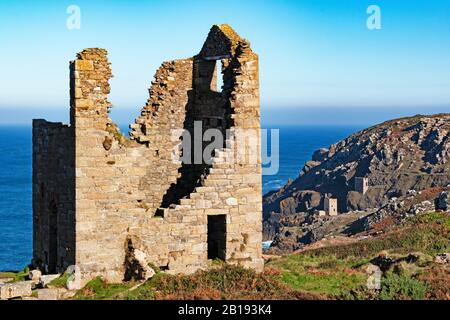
[263,114,450,241]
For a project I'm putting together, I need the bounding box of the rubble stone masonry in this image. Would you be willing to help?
[32,25,264,283]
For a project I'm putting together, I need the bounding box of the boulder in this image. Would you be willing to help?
[300,161,321,175]
[312,148,329,162]
[134,249,156,280]
[66,265,82,290]
[410,200,435,215]
[436,191,449,211]
[124,238,156,281]
[29,269,42,282]
[0,281,32,300]
[435,253,450,264]
[58,288,77,300]
[39,274,60,288]
[298,228,326,245]
[37,288,60,300]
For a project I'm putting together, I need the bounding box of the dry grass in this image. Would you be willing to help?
[417,266,450,300]
[75,265,324,300]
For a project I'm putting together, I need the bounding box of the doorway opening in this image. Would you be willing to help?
[48,200,58,273]
[207,214,226,260]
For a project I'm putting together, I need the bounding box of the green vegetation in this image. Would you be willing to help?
[74,277,134,300]
[267,212,449,299]
[0,272,17,280]
[74,265,321,300]
[379,272,428,300]
[412,211,450,230]
[306,214,449,259]
[417,266,450,300]
[0,266,30,283]
[48,273,70,288]
[267,254,368,296]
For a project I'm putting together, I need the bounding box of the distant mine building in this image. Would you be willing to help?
[324,197,338,216]
[355,177,369,195]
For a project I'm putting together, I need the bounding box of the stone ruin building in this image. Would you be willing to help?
[354,177,369,195]
[32,24,264,284]
[324,197,338,216]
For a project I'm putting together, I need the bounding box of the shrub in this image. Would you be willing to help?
[267,254,367,297]
[379,273,427,300]
[0,266,30,283]
[74,265,324,300]
[48,272,71,288]
[306,223,449,259]
[417,266,450,300]
[413,212,450,230]
[74,277,133,300]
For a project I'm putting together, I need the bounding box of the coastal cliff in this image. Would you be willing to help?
[263,114,450,249]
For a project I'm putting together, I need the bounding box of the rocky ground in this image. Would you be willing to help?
[266,187,450,254]
[266,209,373,254]
[0,270,76,300]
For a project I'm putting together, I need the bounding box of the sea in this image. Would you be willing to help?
[0,125,361,271]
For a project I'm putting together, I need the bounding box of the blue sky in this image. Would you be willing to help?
[0,0,449,125]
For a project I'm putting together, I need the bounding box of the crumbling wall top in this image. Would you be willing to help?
[70,48,113,127]
[76,48,109,60]
[200,24,246,59]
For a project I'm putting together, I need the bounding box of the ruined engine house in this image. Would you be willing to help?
[32,24,263,283]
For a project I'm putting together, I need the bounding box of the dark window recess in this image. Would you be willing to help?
[155,208,165,218]
[207,215,226,260]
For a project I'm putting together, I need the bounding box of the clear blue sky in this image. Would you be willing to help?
[0,0,449,125]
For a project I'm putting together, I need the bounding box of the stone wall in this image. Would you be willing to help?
[32,121,75,273]
[33,24,263,283]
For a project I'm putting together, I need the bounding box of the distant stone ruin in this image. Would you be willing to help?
[355,177,369,195]
[32,24,263,284]
[324,197,338,216]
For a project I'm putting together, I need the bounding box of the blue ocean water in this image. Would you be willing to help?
[0,126,32,272]
[261,126,361,195]
[0,125,360,271]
